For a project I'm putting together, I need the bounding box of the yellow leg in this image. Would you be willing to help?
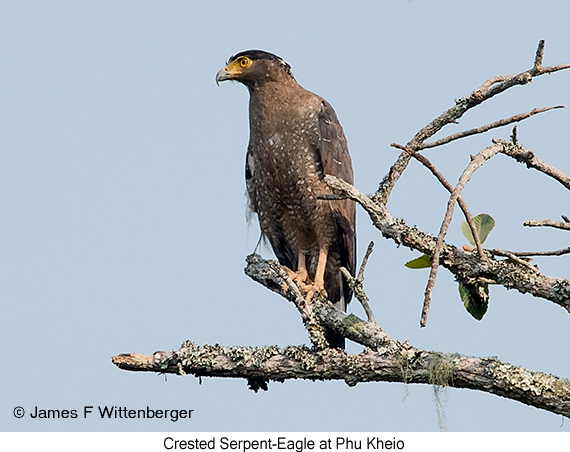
[285,252,309,285]
[313,247,328,293]
[305,246,328,302]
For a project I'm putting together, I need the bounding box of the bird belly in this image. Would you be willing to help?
[252,144,337,269]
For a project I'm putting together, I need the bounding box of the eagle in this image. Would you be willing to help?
[216,50,356,348]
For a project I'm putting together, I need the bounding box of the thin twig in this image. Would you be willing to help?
[500,147,570,191]
[358,241,375,280]
[375,40,570,205]
[420,142,503,327]
[478,75,509,91]
[392,143,486,259]
[490,247,570,257]
[341,241,377,324]
[534,40,545,70]
[524,219,570,231]
[324,174,570,314]
[341,267,376,324]
[420,106,564,150]
[489,249,540,272]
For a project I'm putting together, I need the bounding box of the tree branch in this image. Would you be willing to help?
[112,344,570,417]
[391,142,486,258]
[112,40,570,428]
[112,253,570,418]
[500,146,570,191]
[491,247,570,258]
[419,106,564,150]
[323,174,570,314]
[375,40,570,205]
[420,142,503,326]
[524,219,570,231]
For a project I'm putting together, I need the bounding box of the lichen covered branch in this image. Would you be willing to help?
[112,342,570,418]
[500,145,570,191]
[323,174,570,314]
[112,248,570,415]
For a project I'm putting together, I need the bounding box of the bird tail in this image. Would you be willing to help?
[324,290,347,349]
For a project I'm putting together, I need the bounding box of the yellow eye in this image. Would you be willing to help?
[238,57,251,68]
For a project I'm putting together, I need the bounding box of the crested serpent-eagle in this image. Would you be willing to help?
[216,50,356,348]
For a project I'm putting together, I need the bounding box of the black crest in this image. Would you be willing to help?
[228,50,293,77]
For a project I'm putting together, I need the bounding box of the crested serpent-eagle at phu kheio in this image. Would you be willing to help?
[216,50,356,348]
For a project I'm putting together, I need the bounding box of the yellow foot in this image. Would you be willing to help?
[303,282,327,304]
[284,267,310,287]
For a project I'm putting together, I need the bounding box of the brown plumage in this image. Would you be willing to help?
[216,50,356,348]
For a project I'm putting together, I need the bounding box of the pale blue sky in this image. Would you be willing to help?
[1,0,569,432]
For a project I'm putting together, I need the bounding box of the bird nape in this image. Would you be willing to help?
[216,50,356,349]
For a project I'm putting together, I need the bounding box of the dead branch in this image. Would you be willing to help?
[491,247,570,258]
[112,255,570,418]
[419,106,564,150]
[391,143,485,258]
[341,241,376,323]
[242,254,329,350]
[420,142,503,326]
[112,41,570,428]
[112,344,570,418]
[500,147,570,191]
[324,174,570,314]
[488,249,540,273]
[524,219,570,231]
[376,40,570,205]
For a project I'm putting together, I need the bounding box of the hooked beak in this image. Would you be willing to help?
[215,67,233,86]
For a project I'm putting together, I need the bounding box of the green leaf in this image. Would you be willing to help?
[461,213,496,246]
[458,281,489,320]
[405,254,432,269]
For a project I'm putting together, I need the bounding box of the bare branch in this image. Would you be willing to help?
[534,39,545,70]
[532,40,570,75]
[375,40,570,204]
[500,147,570,191]
[524,219,570,231]
[420,142,503,327]
[113,253,570,418]
[112,343,570,418]
[323,174,570,314]
[393,142,486,258]
[341,267,376,324]
[112,249,570,417]
[358,241,375,280]
[420,106,564,150]
[488,249,540,273]
[112,341,570,417]
[243,254,329,350]
[478,75,509,91]
[491,247,570,258]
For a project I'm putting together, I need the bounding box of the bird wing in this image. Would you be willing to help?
[317,100,354,186]
[317,99,357,280]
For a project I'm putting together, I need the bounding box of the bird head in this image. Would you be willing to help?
[215,50,294,88]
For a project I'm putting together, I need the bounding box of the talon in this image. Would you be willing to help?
[304,283,327,304]
[285,266,309,286]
